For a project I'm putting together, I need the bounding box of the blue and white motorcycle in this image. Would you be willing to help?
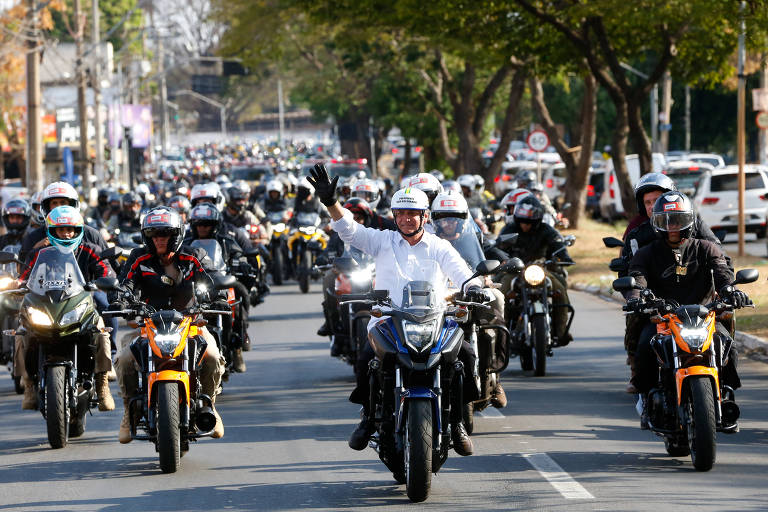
[341,259,499,502]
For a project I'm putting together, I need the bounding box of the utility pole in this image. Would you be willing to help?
[74,0,91,199]
[684,85,691,152]
[659,71,672,153]
[92,0,105,191]
[26,0,43,191]
[277,78,285,148]
[151,8,169,156]
[737,0,746,257]
[759,50,768,165]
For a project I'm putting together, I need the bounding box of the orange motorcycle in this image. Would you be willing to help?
[613,269,757,471]
[97,275,234,473]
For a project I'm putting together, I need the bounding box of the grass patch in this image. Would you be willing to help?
[564,218,768,338]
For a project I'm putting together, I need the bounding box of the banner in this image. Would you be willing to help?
[108,104,152,149]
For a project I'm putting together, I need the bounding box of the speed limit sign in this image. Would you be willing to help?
[527,129,549,152]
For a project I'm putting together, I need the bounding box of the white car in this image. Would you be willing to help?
[0,179,29,209]
[493,160,538,196]
[692,165,768,238]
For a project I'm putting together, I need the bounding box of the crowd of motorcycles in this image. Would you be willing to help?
[0,141,758,502]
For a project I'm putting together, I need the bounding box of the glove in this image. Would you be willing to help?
[729,289,752,308]
[106,301,126,312]
[465,286,491,303]
[306,163,339,207]
[625,297,642,312]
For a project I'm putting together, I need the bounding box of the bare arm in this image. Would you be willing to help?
[326,201,344,221]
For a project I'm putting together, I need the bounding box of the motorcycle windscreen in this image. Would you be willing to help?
[345,244,374,267]
[295,212,320,227]
[389,258,449,313]
[190,239,227,272]
[1,243,20,276]
[26,247,86,300]
[433,217,485,271]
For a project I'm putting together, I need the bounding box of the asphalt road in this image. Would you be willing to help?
[2,285,768,511]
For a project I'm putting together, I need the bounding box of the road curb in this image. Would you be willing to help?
[570,281,768,359]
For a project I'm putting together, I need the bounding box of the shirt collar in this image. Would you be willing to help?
[395,230,434,249]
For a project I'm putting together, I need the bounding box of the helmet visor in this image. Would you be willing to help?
[651,211,694,232]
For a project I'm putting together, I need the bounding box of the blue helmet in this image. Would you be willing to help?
[45,205,84,253]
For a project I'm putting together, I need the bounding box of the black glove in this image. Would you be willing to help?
[729,289,751,308]
[106,301,126,312]
[306,163,339,207]
[625,297,642,312]
[465,286,491,303]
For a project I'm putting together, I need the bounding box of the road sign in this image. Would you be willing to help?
[757,111,768,130]
[527,129,549,152]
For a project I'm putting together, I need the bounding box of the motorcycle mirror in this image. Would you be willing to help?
[497,233,518,245]
[213,274,237,290]
[609,258,628,273]
[612,276,636,292]
[563,235,576,246]
[0,251,18,264]
[474,259,500,276]
[602,236,624,249]
[734,268,759,285]
[100,246,123,260]
[94,276,121,291]
[500,257,525,273]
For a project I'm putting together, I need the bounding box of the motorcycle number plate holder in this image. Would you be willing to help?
[533,302,545,314]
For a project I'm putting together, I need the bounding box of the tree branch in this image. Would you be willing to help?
[472,64,512,136]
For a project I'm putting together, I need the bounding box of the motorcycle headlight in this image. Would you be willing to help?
[299,226,316,235]
[403,320,437,352]
[61,300,89,326]
[153,333,182,356]
[350,270,369,284]
[679,327,708,351]
[0,276,14,290]
[273,222,286,232]
[27,306,53,326]
[524,265,546,286]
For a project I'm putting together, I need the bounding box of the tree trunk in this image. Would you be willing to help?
[627,95,654,175]
[611,97,637,218]
[337,108,370,160]
[483,68,527,186]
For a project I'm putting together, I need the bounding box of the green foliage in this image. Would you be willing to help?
[48,0,143,52]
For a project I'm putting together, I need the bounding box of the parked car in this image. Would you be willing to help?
[661,160,714,197]
[687,152,726,169]
[692,165,768,239]
[541,163,568,201]
[585,168,606,219]
[0,179,28,209]
[494,161,538,196]
[599,153,666,220]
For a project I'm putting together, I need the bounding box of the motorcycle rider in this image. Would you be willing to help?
[185,203,249,372]
[262,180,290,215]
[0,198,31,248]
[223,181,269,247]
[407,173,443,207]
[18,206,116,411]
[619,173,728,393]
[85,188,113,228]
[496,195,574,346]
[166,194,191,224]
[113,207,226,443]
[29,191,45,230]
[516,170,560,223]
[107,191,143,233]
[307,164,488,456]
[627,192,745,430]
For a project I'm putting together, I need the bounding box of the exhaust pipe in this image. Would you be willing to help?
[196,406,217,432]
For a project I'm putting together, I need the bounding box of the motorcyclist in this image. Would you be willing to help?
[18,206,115,411]
[0,198,31,248]
[515,170,562,225]
[166,194,191,224]
[262,180,290,214]
[185,203,250,373]
[294,177,329,219]
[223,181,269,246]
[85,188,113,228]
[29,191,45,230]
[618,173,728,393]
[307,164,487,457]
[113,206,226,443]
[432,190,508,408]
[190,182,226,211]
[350,179,382,210]
[627,192,745,430]
[496,195,574,346]
[107,191,143,233]
[407,173,443,207]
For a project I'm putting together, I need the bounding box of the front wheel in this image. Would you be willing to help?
[45,366,69,449]
[157,382,181,473]
[271,244,284,285]
[531,315,549,377]
[298,249,311,294]
[405,399,433,503]
[687,377,716,471]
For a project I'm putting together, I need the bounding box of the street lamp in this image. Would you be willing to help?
[173,89,227,140]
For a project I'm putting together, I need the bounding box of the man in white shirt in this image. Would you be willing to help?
[308,164,489,456]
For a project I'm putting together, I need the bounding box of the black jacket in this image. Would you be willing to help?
[118,245,214,310]
[628,238,733,305]
[497,221,572,264]
[21,241,115,283]
[21,225,107,265]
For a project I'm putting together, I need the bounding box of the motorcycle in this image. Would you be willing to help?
[503,234,576,376]
[613,270,757,471]
[106,229,143,274]
[97,274,235,473]
[340,259,499,502]
[287,211,328,293]
[0,243,23,393]
[0,248,102,448]
[266,209,291,285]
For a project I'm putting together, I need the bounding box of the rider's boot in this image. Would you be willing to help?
[625,355,639,394]
[232,348,246,373]
[95,372,115,411]
[490,380,507,408]
[451,422,474,456]
[348,412,375,451]
[21,376,37,410]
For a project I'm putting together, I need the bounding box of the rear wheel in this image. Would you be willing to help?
[532,315,549,377]
[299,249,311,294]
[405,399,432,503]
[519,343,533,371]
[687,377,716,471]
[13,375,23,394]
[45,366,69,449]
[157,382,181,474]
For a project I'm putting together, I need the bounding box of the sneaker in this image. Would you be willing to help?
[348,418,375,451]
[490,382,507,408]
[556,333,573,347]
[451,423,474,456]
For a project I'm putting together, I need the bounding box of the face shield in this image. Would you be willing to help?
[651,210,694,233]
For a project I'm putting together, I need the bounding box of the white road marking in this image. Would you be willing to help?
[523,452,594,500]
[476,407,504,418]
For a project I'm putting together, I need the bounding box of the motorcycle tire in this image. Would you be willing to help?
[272,246,284,286]
[13,375,23,395]
[299,249,311,294]
[532,315,548,377]
[462,402,474,435]
[157,381,181,474]
[45,365,69,449]
[519,343,533,371]
[664,437,690,457]
[353,316,369,369]
[69,388,90,438]
[405,398,432,503]
[687,377,717,471]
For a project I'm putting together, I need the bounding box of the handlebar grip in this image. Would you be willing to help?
[102,309,134,316]
[340,294,371,301]
[201,309,232,316]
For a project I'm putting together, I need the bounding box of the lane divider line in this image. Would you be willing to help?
[523,452,594,500]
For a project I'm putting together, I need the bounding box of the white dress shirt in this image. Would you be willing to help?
[331,209,482,330]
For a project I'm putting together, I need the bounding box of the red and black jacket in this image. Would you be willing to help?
[117,245,214,310]
[21,241,115,283]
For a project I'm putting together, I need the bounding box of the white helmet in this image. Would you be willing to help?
[352,179,381,208]
[391,187,430,211]
[431,190,469,219]
[190,182,224,210]
[41,181,80,214]
[500,188,533,221]
[473,174,485,193]
[30,190,45,225]
[456,174,475,190]
[266,180,284,198]
[407,173,443,204]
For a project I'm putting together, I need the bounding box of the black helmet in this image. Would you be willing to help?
[515,169,538,191]
[97,188,111,207]
[226,181,250,212]
[634,172,676,217]
[189,203,222,237]
[121,191,142,220]
[141,207,184,255]
[651,191,695,241]
[343,197,373,226]
[2,198,31,235]
[513,195,544,226]
[166,195,191,216]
